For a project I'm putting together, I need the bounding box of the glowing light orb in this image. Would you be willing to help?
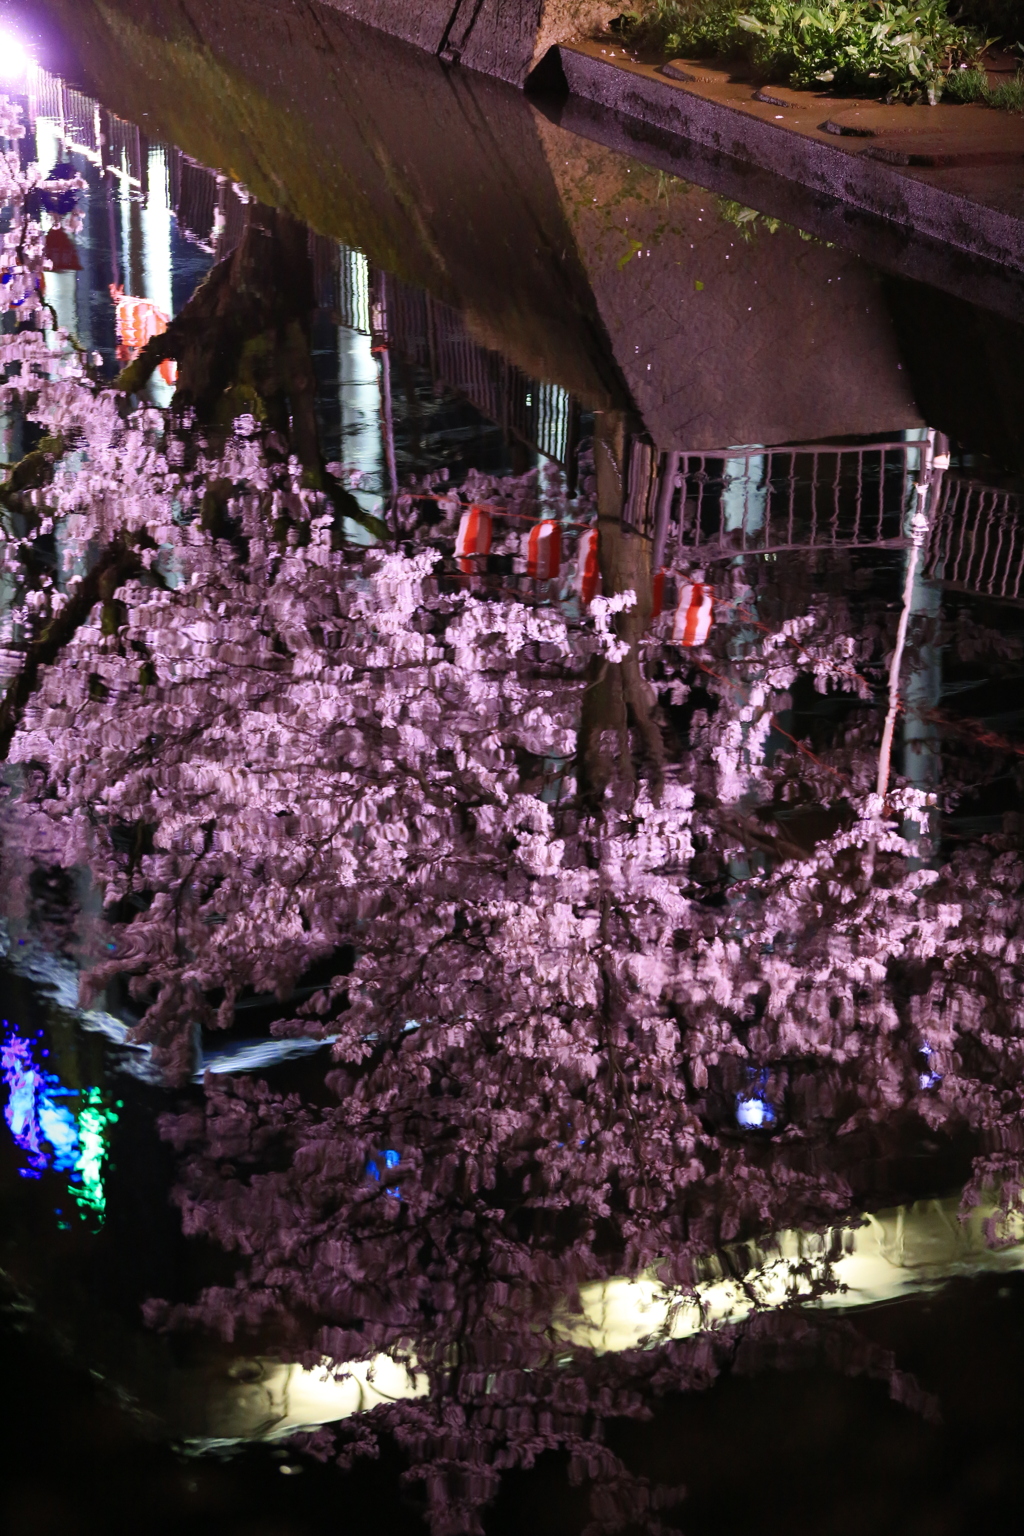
[736,1095,776,1129]
[0,30,33,83]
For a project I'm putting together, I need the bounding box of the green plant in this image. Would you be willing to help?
[932,60,1024,109]
[620,0,984,101]
[739,1,980,98]
[715,196,783,238]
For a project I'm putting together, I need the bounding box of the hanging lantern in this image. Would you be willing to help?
[576,528,600,607]
[43,227,82,273]
[526,519,562,581]
[455,504,492,573]
[673,581,714,646]
[109,285,177,386]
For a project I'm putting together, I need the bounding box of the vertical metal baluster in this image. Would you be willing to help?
[696,457,706,552]
[924,474,949,578]
[671,467,682,564]
[810,451,820,547]
[976,491,995,591]
[999,499,1017,597]
[652,451,680,571]
[675,457,687,559]
[988,495,1007,594]
[851,448,862,545]
[763,450,772,554]
[942,479,963,577]
[953,481,972,585]
[1012,508,1024,601]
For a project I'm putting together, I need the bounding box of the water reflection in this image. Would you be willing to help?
[3,19,1024,1536]
[1,1021,120,1216]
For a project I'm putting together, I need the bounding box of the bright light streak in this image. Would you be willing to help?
[0,30,33,83]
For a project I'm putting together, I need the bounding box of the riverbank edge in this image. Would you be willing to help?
[536,91,1024,323]
[313,0,1024,280]
[547,43,1024,278]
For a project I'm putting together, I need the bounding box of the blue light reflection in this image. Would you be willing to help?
[1,1021,119,1220]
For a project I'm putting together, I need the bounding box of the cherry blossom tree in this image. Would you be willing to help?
[4,91,1024,1531]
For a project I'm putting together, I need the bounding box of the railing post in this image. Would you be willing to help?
[652,451,680,570]
[877,429,943,800]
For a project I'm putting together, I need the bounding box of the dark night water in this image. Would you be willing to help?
[2,4,1024,1533]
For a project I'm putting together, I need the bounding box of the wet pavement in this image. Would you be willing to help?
[2,4,1024,1534]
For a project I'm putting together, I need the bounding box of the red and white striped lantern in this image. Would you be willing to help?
[110,284,177,387]
[526,519,562,581]
[575,528,600,607]
[455,504,492,573]
[673,582,714,646]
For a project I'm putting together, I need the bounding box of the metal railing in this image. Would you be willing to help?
[925,476,1024,603]
[327,240,580,469]
[627,439,1024,607]
[631,442,920,565]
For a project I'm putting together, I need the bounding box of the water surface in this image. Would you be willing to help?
[2,8,1024,1534]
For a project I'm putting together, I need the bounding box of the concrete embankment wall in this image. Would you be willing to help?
[314,0,616,86]
[33,0,629,411]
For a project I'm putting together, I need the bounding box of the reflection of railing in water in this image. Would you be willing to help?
[326,240,579,469]
[627,440,1024,606]
[927,476,1024,603]
[632,442,918,563]
[27,66,574,467]
[27,63,250,255]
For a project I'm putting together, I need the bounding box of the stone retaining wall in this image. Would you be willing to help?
[319,0,616,85]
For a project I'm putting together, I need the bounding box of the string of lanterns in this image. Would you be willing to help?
[453,503,714,646]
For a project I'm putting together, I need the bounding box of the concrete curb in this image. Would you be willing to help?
[552,44,1024,279]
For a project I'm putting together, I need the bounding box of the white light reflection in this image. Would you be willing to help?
[736,1095,775,1128]
[195,1353,429,1446]
[0,29,33,84]
[141,145,174,407]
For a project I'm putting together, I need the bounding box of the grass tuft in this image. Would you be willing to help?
[941,64,990,101]
[986,74,1024,110]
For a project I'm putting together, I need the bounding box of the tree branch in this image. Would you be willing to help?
[0,539,140,760]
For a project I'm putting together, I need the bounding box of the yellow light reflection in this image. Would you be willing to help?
[561,1197,1024,1354]
[199,1196,1024,1446]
